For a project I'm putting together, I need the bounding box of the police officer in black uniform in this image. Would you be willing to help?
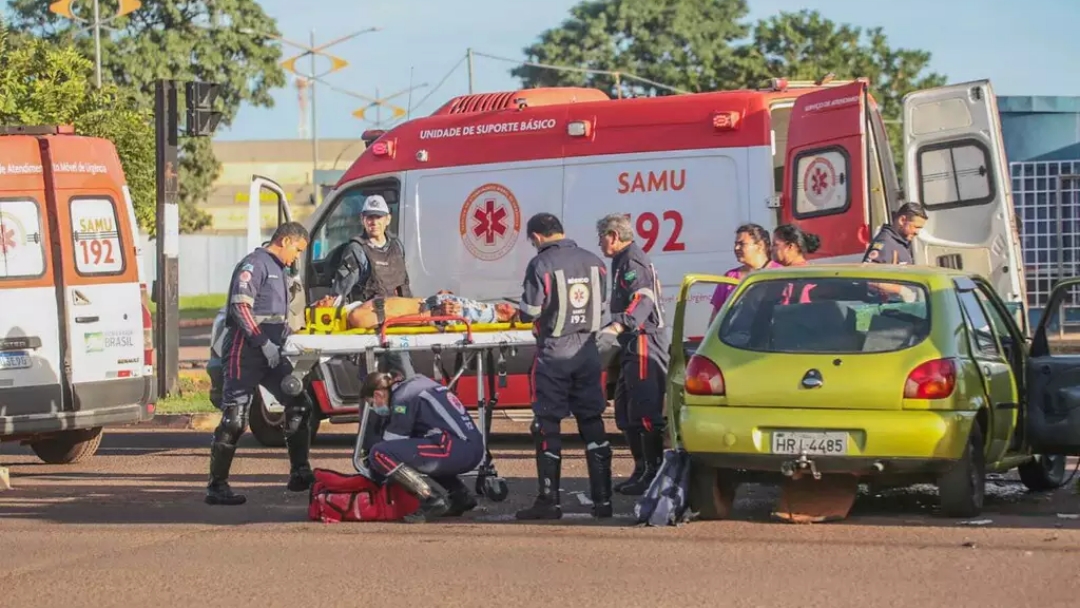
[330,194,415,378]
[514,213,613,521]
[863,202,928,265]
[206,222,315,506]
[359,371,485,522]
[595,213,669,496]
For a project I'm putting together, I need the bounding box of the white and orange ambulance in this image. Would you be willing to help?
[0,125,156,464]
[237,78,1026,443]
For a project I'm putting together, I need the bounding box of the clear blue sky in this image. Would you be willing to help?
[221,0,1078,141]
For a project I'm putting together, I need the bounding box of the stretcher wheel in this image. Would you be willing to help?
[481,476,509,502]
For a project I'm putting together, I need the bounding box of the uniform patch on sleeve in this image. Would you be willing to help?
[241,263,255,271]
[238,270,252,283]
[871,242,884,250]
[624,270,637,282]
[867,250,880,260]
[392,405,407,414]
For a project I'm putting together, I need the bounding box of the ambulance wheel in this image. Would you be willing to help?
[482,476,509,502]
[248,392,286,448]
[30,427,103,465]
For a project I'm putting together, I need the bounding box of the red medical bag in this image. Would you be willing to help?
[307,468,420,523]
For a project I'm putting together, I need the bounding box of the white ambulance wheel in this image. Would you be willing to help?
[30,427,104,465]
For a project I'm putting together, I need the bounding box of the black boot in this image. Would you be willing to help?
[613,429,645,493]
[205,441,246,506]
[618,427,664,496]
[586,442,614,518]
[436,476,477,517]
[388,464,450,523]
[285,425,315,493]
[515,451,562,520]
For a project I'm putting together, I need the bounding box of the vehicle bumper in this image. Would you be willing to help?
[679,406,976,476]
[1,375,155,439]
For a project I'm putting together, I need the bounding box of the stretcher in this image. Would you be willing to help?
[279,306,538,502]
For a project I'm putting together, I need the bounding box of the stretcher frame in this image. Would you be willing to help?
[281,312,536,502]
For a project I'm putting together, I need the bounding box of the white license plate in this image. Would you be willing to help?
[0,351,31,370]
[771,431,847,456]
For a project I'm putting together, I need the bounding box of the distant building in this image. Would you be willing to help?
[201,138,366,234]
[998,96,1080,321]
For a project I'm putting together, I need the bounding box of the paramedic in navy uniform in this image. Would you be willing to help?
[514,212,614,521]
[595,213,670,496]
[359,371,485,522]
[206,222,315,506]
[329,194,415,378]
[862,202,928,265]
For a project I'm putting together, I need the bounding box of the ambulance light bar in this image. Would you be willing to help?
[0,125,76,135]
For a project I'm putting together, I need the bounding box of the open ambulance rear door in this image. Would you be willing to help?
[901,80,1026,310]
[781,80,872,261]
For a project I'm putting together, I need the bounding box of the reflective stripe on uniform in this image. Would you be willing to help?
[552,269,569,338]
[419,390,469,440]
[231,294,255,305]
[520,301,542,316]
[589,265,602,332]
[651,263,665,329]
[253,314,287,323]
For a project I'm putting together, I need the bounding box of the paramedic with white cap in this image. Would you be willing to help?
[327,194,415,378]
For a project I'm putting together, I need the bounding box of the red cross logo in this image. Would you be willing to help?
[0,226,16,254]
[811,167,829,196]
[472,198,508,245]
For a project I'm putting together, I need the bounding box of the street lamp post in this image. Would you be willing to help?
[243,26,382,206]
[48,0,142,88]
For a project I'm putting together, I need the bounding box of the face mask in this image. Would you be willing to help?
[371,402,389,416]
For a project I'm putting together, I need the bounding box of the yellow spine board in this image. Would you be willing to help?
[303,306,534,335]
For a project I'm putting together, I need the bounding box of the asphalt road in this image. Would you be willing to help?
[3,423,1080,607]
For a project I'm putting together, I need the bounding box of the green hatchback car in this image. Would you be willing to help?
[667,265,1080,519]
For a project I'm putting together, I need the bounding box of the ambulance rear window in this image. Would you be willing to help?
[69,197,125,276]
[0,199,46,280]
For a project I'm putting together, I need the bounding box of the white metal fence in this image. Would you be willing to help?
[139,233,250,297]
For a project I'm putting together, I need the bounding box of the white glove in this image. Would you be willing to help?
[596,326,620,351]
[260,341,281,368]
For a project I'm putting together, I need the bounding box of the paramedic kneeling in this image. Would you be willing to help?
[515,212,613,521]
[207,222,315,506]
[360,372,484,522]
[596,213,670,496]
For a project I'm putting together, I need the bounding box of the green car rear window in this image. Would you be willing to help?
[718,278,931,354]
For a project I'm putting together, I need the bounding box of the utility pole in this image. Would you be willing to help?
[310,29,320,207]
[48,0,142,89]
[152,78,221,399]
[153,80,179,399]
[274,27,381,206]
[467,48,475,94]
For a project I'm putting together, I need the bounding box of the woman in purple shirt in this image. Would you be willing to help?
[710,224,782,322]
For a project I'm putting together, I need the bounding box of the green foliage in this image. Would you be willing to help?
[514,2,947,158]
[742,10,947,158]
[0,20,157,231]
[6,0,287,233]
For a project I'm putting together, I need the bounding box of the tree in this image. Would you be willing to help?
[514,2,946,157]
[512,0,758,97]
[6,0,288,233]
[742,10,947,154]
[0,21,158,233]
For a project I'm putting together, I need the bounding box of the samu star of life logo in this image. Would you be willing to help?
[459,183,522,261]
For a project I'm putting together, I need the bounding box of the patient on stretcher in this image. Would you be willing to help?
[313,292,520,330]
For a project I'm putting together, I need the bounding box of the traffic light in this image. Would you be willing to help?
[185,81,222,138]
